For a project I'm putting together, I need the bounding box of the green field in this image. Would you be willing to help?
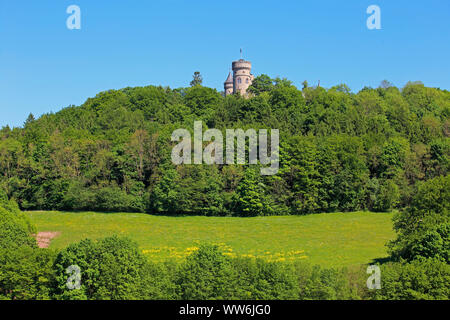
[27,211,395,268]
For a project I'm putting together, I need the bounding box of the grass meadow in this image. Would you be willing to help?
[26,211,395,268]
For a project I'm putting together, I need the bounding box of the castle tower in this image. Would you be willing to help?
[224,71,234,96]
[232,59,254,96]
[224,52,254,97]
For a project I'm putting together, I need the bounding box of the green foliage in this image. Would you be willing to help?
[295,263,363,300]
[316,135,369,212]
[176,244,238,299]
[232,257,298,299]
[409,223,449,263]
[248,74,274,95]
[233,166,274,216]
[184,86,222,122]
[150,165,225,215]
[0,247,55,300]
[140,261,179,299]
[175,244,364,300]
[372,258,450,300]
[0,193,36,249]
[278,136,321,214]
[94,184,143,212]
[0,194,55,300]
[370,179,400,212]
[190,71,203,87]
[0,207,36,249]
[53,236,151,300]
[149,166,182,213]
[389,175,450,261]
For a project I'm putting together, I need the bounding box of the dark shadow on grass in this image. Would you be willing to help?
[370,256,394,265]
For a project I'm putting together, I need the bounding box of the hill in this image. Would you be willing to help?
[1,78,448,216]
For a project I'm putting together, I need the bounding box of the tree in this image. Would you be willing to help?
[248,74,274,94]
[279,136,321,214]
[53,236,151,300]
[149,166,181,214]
[24,113,35,127]
[302,80,309,90]
[190,71,203,87]
[125,129,151,181]
[233,166,274,216]
[410,223,449,263]
[176,244,238,299]
[365,178,401,212]
[379,80,394,89]
[184,86,222,125]
[389,175,450,261]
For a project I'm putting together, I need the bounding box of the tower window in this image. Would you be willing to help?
[246,78,249,84]
[237,78,241,84]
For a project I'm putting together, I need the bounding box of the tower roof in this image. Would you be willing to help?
[224,72,233,84]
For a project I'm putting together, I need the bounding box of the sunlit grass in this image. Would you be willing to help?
[27,211,395,268]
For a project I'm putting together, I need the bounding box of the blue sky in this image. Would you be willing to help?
[1,0,449,128]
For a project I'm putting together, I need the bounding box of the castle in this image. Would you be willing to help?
[224,56,254,96]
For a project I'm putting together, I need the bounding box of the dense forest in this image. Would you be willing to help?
[0,76,448,216]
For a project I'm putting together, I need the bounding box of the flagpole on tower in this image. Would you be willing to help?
[240,48,243,59]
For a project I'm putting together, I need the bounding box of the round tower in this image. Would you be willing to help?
[224,72,234,96]
[232,59,254,96]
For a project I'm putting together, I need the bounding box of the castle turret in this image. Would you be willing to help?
[224,72,234,96]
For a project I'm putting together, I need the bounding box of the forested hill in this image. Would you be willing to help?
[0,77,449,215]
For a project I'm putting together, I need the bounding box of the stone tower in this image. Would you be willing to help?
[224,55,254,97]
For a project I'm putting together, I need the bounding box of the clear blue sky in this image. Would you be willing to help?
[1,0,449,128]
